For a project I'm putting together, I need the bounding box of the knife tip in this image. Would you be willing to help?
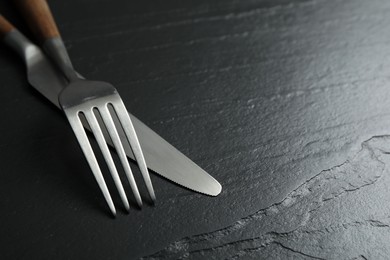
[207,180,222,196]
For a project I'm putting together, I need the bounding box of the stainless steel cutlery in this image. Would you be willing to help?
[0,0,222,216]
[18,0,154,216]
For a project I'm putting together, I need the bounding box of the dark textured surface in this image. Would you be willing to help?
[1,0,390,259]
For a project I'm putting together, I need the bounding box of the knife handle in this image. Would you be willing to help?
[15,0,79,81]
[0,14,43,66]
[0,15,15,39]
[15,0,60,43]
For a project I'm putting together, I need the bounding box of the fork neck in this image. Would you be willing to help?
[43,37,80,82]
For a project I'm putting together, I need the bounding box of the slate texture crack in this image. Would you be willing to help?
[143,136,390,259]
[273,242,326,260]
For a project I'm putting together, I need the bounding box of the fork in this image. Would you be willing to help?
[15,0,155,216]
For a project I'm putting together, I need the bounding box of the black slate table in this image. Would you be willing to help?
[1,0,390,259]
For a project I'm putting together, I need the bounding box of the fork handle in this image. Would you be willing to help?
[15,0,60,43]
[15,0,79,81]
[0,15,15,39]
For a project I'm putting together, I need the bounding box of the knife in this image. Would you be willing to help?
[0,15,222,196]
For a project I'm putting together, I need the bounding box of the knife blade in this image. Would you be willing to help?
[2,27,222,196]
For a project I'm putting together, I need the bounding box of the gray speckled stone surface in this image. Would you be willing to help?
[146,136,390,259]
[1,0,390,259]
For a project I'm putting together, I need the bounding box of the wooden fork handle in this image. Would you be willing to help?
[0,15,15,39]
[15,0,60,43]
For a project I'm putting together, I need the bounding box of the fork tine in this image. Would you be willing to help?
[100,105,143,208]
[65,110,116,216]
[84,109,130,212]
[111,100,156,202]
